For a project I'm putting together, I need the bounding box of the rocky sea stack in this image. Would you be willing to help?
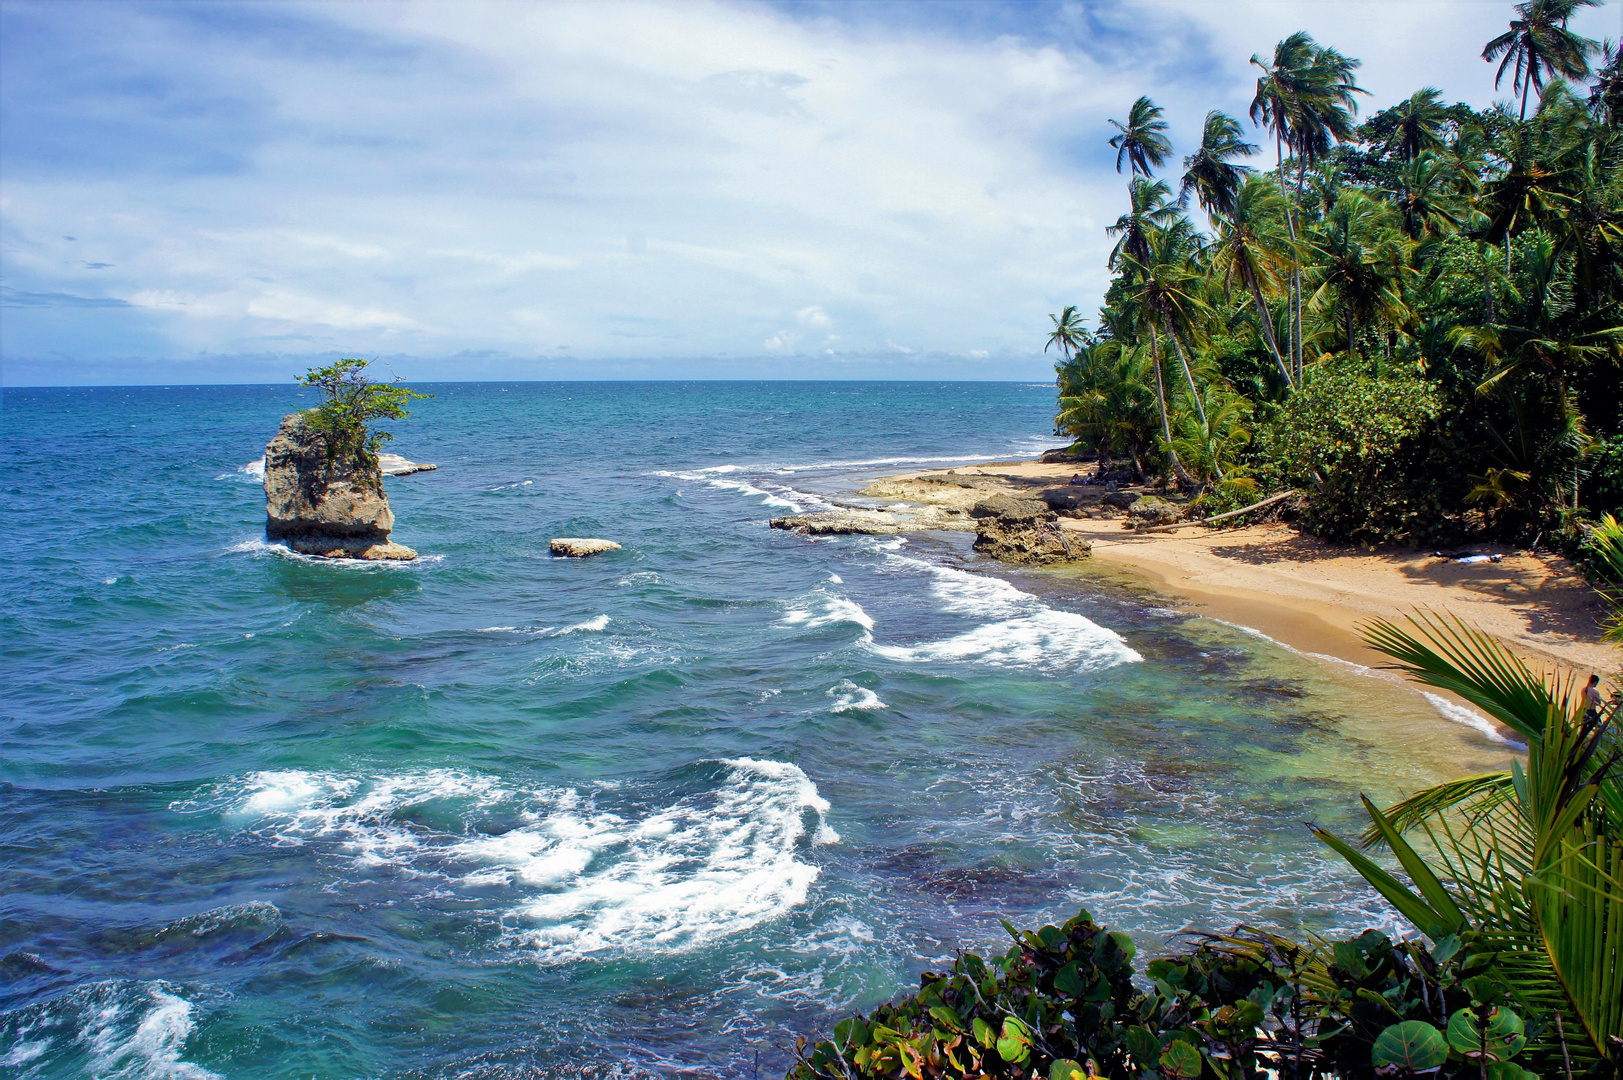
[264,413,417,560]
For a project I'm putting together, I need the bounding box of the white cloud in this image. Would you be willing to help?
[1,0,1615,382]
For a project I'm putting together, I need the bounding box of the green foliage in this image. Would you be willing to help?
[1049,24,1622,541]
[1266,363,1446,542]
[787,914,1546,1080]
[297,359,430,472]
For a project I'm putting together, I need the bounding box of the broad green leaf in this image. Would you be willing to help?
[1371,1020,1448,1071]
[1124,1025,1162,1066]
[928,1005,962,1032]
[1160,1039,1202,1080]
[997,1017,1032,1064]
[1054,961,1085,997]
[972,1017,993,1048]
[1051,1059,1086,1080]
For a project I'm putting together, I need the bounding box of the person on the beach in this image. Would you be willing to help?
[1585,674,1607,720]
[1070,473,1083,485]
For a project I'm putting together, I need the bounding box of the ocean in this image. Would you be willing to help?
[0,381,1513,1078]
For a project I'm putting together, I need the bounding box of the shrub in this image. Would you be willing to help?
[1264,364,1453,544]
[787,911,1539,1080]
[297,359,430,471]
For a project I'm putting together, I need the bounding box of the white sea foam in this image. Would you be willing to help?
[557,614,610,634]
[0,981,220,1079]
[768,454,989,474]
[871,552,1141,672]
[1421,692,1524,747]
[650,469,810,511]
[827,680,887,713]
[781,589,875,632]
[215,457,265,483]
[224,537,442,568]
[171,760,838,963]
[870,608,1140,672]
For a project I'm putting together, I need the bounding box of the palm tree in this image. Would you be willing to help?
[1179,111,1258,221]
[1207,175,1297,390]
[1056,337,1159,477]
[1250,33,1368,383]
[1306,190,1413,361]
[1391,152,1470,239]
[1384,87,1451,161]
[1108,96,1172,177]
[1590,39,1622,127]
[1105,178,1180,275]
[1044,305,1090,361]
[1122,221,1214,453]
[1482,0,1601,121]
[1317,614,1623,1070]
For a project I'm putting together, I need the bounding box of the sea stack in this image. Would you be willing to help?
[263,413,417,560]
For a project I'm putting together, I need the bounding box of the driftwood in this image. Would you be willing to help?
[1131,489,1301,535]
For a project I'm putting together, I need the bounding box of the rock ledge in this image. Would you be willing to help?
[551,538,622,557]
[264,413,416,561]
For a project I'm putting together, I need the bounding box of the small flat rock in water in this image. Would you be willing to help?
[770,510,904,535]
[288,536,417,561]
[550,538,621,557]
[377,453,438,476]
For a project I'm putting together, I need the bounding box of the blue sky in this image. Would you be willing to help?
[1,0,1616,385]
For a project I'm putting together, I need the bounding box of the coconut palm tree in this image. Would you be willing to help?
[1590,39,1623,127]
[1305,190,1414,361]
[1317,614,1623,1069]
[1391,152,1470,239]
[1250,33,1368,383]
[1106,178,1181,277]
[1179,110,1258,221]
[1207,175,1297,390]
[1044,305,1090,361]
[1483,0,1601,121]
[1384,87,1452,161]
[1108,96,1172,177]
[1122,220,1215,443]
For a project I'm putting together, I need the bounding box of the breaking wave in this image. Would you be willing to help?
[169,760,838,962]
[0,981,219,1079]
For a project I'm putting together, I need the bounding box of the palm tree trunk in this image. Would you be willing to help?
[1146,322,1196,489]
[1166,322,1208,428]
[1251,280,1295,390]
[1276,137,1303,387]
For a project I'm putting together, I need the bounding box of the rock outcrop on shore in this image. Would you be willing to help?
[550,538,621,557]
[969,496,1091,565]
[378,453,437,476]
[264,413,417,560]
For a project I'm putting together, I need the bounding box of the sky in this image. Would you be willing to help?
[1,0,1617,385]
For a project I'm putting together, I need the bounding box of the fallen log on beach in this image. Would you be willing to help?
[1129,489,1301,535]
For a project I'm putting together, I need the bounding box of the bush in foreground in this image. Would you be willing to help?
[787,911,1542,1080]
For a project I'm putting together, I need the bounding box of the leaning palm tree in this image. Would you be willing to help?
[1391,152,1471,240]
[1108,95,1172,178]
[1179,110,1258,221]
[1316,613,1623,1071]
[1044,305,1090,361]
[1122,221,1215,448]
[1207,175,1297,390]
[1483,0,1602,121]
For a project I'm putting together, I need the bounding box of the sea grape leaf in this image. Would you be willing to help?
[973,1017,993,1048]
[1160,1039,1203,1079]
[1371,1020,1448,1071]
[1447,1007,1524,1060]
[1051,1059,1086,1080]
[1054,962,1085,997]
[928,1005,963,1032]
[997,1017,1032,1064]
[1124,1025,1163,1066]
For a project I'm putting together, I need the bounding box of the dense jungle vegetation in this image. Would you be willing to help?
[788,6,1623,1078]
[1047,1,1622,551]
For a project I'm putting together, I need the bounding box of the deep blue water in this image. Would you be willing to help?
[0,382,1511,1078]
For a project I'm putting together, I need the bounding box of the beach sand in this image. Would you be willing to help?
[873,459,1621,695]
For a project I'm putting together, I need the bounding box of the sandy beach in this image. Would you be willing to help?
[870,459,1621,691]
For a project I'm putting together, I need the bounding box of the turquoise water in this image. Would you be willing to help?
[0,382,1513,1078]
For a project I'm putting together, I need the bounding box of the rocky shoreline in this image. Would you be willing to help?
[769,460,1197,566]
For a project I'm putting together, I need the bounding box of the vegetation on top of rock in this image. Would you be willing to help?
[297,359,431,472]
